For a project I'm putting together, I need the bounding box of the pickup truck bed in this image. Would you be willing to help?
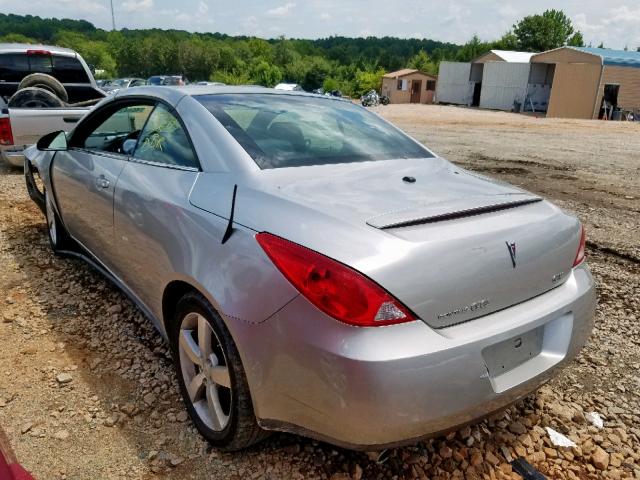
[0,106,90,166]
[0,42,104,167]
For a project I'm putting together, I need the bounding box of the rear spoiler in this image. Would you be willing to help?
[367,194,543,229]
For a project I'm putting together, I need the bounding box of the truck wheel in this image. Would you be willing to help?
[8,87,65,108]
[18,73,68,103]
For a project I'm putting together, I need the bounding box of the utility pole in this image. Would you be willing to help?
[110,0,116,30]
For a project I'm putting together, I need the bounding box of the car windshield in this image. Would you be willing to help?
[196,94,432,169]
[148,76,164,85]
[111,78,129,87]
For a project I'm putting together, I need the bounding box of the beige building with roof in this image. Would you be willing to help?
[381,69,437,104]
[530,47,640,119]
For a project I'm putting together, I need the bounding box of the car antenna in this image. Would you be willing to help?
[221,184,238,244]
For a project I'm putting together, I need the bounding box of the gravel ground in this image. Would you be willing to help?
[0,104,639,479]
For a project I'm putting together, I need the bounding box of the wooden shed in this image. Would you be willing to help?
[381,69,437,104]
[531,47,640,119]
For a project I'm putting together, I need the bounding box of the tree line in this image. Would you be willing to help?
[0,10,593,96]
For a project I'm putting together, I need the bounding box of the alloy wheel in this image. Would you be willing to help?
[178,312,232,431]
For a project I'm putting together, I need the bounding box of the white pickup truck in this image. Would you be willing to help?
[0,43,105,167]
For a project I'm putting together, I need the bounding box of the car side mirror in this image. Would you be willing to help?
[121,138,137,155]
[37,131,68,151]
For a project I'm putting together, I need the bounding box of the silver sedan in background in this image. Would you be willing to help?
[24,86,596,451]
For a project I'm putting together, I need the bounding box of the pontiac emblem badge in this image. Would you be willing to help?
[506,241,517,268]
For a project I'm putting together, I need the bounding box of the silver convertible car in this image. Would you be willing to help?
[24,86,596,451]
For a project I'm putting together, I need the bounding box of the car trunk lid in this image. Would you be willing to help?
[376,200,579,328]
[253,158,579,328]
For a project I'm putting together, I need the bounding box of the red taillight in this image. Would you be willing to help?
[256,232,416,327]
[26,49,51,56]
[573,224,586,267]
[0,118,13,146]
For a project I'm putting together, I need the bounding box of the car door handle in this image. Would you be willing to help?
[95,176,110,189]
[63,117,79,123]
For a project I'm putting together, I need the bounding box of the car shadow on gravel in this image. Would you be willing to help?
[0,162,22,176]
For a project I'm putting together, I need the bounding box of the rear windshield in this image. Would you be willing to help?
[0,53,89,83]
[196,94,432,169]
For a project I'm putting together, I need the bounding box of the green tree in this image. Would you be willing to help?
[455,35,492,62]
[494,31,519,50]
[0,12,478,92]
[408,50,436,75]
[567,32,585,47]
[322,77,340,92]
[0,33,37,43]
[301,56,332,91]
[53,30,117,77]
[210,70,251,85]
[353,68,385,96]
[273,36,298,67]
[513,9,583,51]
[250,61,282,87]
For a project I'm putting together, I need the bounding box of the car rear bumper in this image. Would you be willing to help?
[228,263,596,449]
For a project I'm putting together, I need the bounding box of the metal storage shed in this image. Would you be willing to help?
[479,62,531,111]
[436,51,535,108]
[531,47,640,119]
[474,50,535,64]
[435,61,472,105]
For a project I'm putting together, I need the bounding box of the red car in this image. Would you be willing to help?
[0,428,33,480]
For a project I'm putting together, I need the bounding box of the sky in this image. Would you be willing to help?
[1,0,639,50]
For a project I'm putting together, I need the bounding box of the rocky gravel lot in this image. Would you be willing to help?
[1,105,639,479]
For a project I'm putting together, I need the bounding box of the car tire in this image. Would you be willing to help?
[18,73,69,103]
[44,189,70,252]
[8,87,65,108]
[170,292,268,451]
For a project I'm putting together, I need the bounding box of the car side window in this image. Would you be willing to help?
[81,104,154,154]
[133,104,198,169]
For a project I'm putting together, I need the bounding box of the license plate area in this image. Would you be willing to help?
[482,326,544,378]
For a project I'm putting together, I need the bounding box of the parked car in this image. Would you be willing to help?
[147,75,167,86]
[101,77,147,94]
[274,83,303,91]
[312,88,342,98]
[0,425,35,480]
[0,43,104,167]
[25,86,595,451]
[162,75,188,86]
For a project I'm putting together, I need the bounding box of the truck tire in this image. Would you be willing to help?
[8,87,65,108]
[18,73,68,103]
